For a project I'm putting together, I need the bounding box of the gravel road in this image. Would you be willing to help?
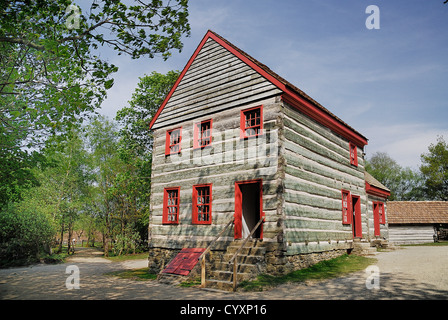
[1,245,447,300]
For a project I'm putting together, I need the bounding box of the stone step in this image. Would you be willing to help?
[224,243,266,256]
[204,240,266,291]
[205,279,234,291]
[352,242,378,256]
[215,261,260,274]
[210,270,255,282]
[222,253,265,265]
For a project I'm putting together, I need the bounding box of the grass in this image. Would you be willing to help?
[401,241,448,247]
[105,268,158,281]
[103,252,149,262]
[239,254,376,291]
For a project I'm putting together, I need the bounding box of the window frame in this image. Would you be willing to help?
[240,105,263,139]
[192,184,212,225]
[349,142,358,166]
[165,127,182,156]
[341,189,352,225]
[162,187,180,224]
[193,119,213,149]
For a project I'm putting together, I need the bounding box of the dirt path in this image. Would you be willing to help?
[1,246,447,300]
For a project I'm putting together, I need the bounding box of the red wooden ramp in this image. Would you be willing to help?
[161,248,205,276]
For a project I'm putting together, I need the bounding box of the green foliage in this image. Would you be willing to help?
[116,70,180,153]
[420,136,448,200]
[365,152,425,200]
[0,0,190,205]
[0,202,56,267]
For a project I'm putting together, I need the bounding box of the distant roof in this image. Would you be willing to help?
[365,171,390,198]
[149,30,368,147]
[388,201,448,224]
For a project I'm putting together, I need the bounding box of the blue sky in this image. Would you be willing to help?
[97,0,448,169]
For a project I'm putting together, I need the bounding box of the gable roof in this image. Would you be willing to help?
[388,201,448,224]
[149,30,368,147]
[365,172,390,198]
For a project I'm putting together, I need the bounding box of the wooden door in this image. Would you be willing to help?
[352,195,362,238]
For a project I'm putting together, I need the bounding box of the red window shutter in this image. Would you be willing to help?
[192,184,212,225]
[163,187,180,224]
[378,202,385,224]
[341,190,352,224]
[349,142,358,166]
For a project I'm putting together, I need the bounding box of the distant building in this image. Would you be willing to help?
[388,201,448,244]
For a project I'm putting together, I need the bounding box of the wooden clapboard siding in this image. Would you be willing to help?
[388,225,435,245]
[281,102,368,255]
[151,37,282,130]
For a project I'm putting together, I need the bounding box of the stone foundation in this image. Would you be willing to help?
[147,247,226,280]
[148,245,349,281]
[264,246,348,275]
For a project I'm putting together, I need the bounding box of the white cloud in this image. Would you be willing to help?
[364,123,448,169]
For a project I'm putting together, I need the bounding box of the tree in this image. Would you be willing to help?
[420,136,448,201]
[116,70,180,153]
[0,0,190,205]
[114,71,179,252]
[41,129,91,253]
[366,152,424,201]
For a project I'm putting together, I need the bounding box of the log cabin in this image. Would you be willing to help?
[147,30,389,288]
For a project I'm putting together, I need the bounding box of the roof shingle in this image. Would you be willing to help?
[387,201,448,224]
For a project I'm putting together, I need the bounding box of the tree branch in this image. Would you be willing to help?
[0,37,45,51]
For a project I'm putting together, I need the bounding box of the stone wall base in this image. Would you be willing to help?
[148,246,349,280]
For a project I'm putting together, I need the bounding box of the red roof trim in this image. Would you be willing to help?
[282,94,368,148]
[149,30,368,147]
[365,181,391,199]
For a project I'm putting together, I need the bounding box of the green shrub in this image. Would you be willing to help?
[0,203,55,267]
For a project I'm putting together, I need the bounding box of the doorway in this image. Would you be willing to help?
[351,195,362,238]
[234,180,263,239]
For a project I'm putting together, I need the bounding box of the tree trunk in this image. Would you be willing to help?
[57,224,64,253]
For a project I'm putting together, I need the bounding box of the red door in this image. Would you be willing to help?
[351,195,362,238]
[234,180,263,240]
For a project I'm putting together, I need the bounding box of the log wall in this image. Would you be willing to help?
[149,99,283,249]
[281,102,368,255]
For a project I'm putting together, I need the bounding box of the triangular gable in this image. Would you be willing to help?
[149,30,368,147]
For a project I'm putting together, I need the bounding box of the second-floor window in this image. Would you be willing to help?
[165,127,182,155]
[240,106,263,139]
[193,119,212,149]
